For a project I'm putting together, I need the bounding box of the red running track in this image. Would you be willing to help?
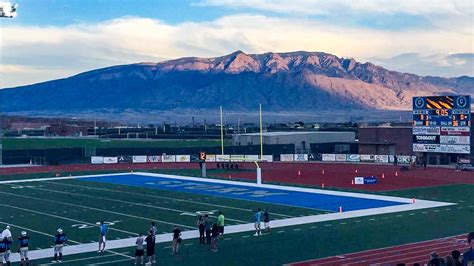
[288,234,468,266]
[1,162,473,191]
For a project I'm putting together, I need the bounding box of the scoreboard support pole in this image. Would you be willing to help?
[201,162,207,178]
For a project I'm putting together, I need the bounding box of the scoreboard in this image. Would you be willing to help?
[412,95,471,154]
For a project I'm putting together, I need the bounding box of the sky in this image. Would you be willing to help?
[0,0,473,88]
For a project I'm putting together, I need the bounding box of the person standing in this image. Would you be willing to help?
[197,216,205,244]
[150,222,157,236]
[0,237,6,266]
[263,209,271,234]
[172,226,182,255]
[98,221,108,253]
[3,237,12,266]
[1,226,11,239]
[18,231,29,266]
[217,211,225,238]
[134,233,145,266]
[52,228,67,263]
[204,215,212,245]
[462,232,474,265]
[145,230,156,265]
[254,208,262,236]
[210,224,219,252]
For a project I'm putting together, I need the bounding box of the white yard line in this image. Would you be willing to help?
[43,180,295,218]
[28,186,249,224]
[0,191,195,230]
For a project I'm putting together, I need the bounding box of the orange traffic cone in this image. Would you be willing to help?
[351,179,354,185]
[321,182,325,188]
[322,169,325,175]
[382,173,385,179]
[395,171,399,177]
[297,170,302,176]
[339,206,343,213]
[355,169,358,174]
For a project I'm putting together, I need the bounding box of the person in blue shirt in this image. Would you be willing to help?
[18,231,29,266]
[254,208,262,236]
[98,221,108,253]
[3,236,12,266]
[52,228,67,263]
[0,238,6,265]
[463,232,474,266]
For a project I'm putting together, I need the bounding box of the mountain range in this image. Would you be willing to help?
[1,50,473,123]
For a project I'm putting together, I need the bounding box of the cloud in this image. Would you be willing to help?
[1,14,473,87]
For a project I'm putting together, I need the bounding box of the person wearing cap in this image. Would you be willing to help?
[52,228,67,263]
[18,231,29,266]
[1,226,11,239]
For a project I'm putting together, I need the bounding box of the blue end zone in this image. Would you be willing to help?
[83,174,407,212]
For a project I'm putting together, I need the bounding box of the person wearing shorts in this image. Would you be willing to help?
[145,230,156,264]
[52,228,67,263]
[217,211,225,238]
[0,237,6,266]
[263,209,270,234]
[18,231,29,266]
[98,221,108,253]
[3,236,12,266]
[172,226,182,255]
[134,233,144,265]
[254,208,262,236]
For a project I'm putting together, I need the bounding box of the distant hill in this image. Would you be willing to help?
[1,50,473,122]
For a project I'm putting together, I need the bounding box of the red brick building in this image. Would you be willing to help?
[358,126,413,155]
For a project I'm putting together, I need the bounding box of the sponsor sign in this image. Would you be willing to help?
[413,144,442,153]
[244,155,260,160]
[440,127,470,136]
[230,155,245,162]
[374,155,389,163]
[280,154,294,162]
[440,145,470,154]
[354,177,364,185]
[205,155,216,162]
[162,155,176,162]
[360,154,375,162]
[216,155,230,162]
[335,154,347,162]
[413,135,440,144]
[412,127,441,135]
[346,154,361,162]
[176,155,191,162]
[262,155,273,162]
[147,155,161,163]
[294,154,308,162]
[132,156,147,163]
[190,154,200,162]
[321,154,336,162]
[118,156,132,163]
[459,158,471,164]
[91,156,103,164]
[397,156,412,164]
[103,157,118,164]
[440,135,470,145]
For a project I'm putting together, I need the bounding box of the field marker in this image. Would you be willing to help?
[293,228,301,231]
[85,258,133,265]
[40,252,129,266]
[277,231,285,234]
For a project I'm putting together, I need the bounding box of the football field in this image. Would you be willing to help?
[0,172,459,265]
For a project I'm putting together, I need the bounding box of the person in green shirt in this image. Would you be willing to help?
[217,211,225,238]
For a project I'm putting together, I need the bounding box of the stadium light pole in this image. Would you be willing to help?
[259,103,263,159]
[220,105,224,155]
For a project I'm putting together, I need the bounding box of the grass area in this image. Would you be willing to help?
[0,169,472,265]
[2,137,231,150]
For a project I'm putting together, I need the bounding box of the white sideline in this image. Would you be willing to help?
[2,172,454,263]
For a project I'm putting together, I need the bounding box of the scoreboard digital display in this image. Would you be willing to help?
[412,95,471,154]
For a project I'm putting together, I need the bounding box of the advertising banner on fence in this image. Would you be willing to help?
[397,156,412,164]
[440,145,470,154]
[230,155,245,162]
[334,154,346,162]
[413,143,442,153]
[205,155,216,162]
[91,156,103,164]
[216,155,230,162]
[322,154,336,162]
[413,135,440,144]
[103,157,118,164]
[440,127,470,136]
[374,155,389,163]
[308,153,319,161]
[262,155,273,162]
[346,154,360,162]
[280,154,294,162]
[294,154,308,162]
[132,156,147,163]
[176,155,191,162]
[244,155,260,160]
[354,176,378,185]
[118,156,132,163]
[147,155,161,163]
[360,154,375,162]
[162,155,176,162]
